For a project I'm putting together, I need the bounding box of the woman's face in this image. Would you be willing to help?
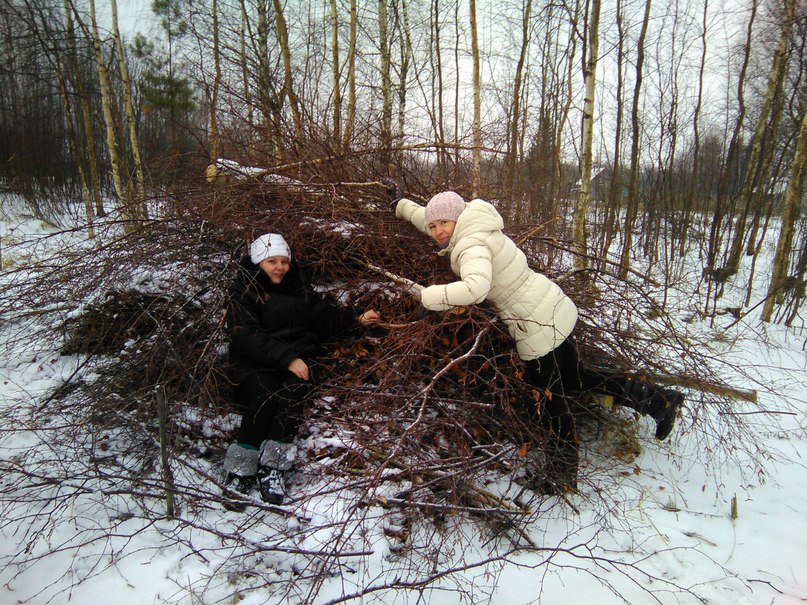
[259,256,291,284]
[427,219,456,247]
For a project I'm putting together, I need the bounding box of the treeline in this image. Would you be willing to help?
[0,0,804,322]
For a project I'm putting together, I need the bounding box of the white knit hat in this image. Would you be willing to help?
[425,191,466,224]
[249,233,291,264]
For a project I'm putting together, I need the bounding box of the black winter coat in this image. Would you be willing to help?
[227,256,360,384]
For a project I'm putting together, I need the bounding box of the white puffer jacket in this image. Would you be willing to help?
[396,197,578,360]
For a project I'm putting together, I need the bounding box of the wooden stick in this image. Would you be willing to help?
[358,259,422,290]
[635,372,757,403]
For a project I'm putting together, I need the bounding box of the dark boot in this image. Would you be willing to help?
[621,380,683,440]
[257,467,286,504]
[224,472,254,494]
[648,388,683,440]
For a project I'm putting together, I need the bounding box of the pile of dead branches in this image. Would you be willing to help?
[0,170,773,605]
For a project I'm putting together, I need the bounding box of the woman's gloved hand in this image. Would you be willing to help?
[381,177,404,212]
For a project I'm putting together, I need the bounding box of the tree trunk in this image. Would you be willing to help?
[431,0,447,182]
[469,0,482,196]
[239,0,255,131]
[506,0,532,193]
[64,0,104,218]
[760,108,806,322]
[553,0,579,213]
[379,0,392,169]
[209,0,222,162]
[724,0,795,274]
[703,0,755,315]
[88,0,127,211]
[329,0,341,152]
[343,0,357,150]
[395,0,413,151]
[743,56,790,260]
[618,0,651,279]
[256,0,281,158]
[573,0,601,270]
[110,0,146,219]
[681,0,709,256]
[601,0,624,263]
[273,0,302,142]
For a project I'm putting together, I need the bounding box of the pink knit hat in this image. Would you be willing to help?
[425,191,465,224]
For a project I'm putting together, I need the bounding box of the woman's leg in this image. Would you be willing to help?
[234,370,311,442]
[235,370,315,447]
[234,371,283,447]
[561,341,683,441]
[523,340,581,492]
[266,372,314,442]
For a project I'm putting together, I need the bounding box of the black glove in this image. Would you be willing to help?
[381,177,404,212]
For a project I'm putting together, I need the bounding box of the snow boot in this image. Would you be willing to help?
[256,440,297,505]
[259,439,297,471]
[257,467,286,504]
[222,443,259,509]
[621,380,683,440]
[648,388,683,440]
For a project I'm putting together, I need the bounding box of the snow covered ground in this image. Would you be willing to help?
[1,199,805,605]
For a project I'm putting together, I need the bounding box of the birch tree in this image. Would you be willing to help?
[618,0,652,280]
[704,0,756,314]
[88,0,127,210]
[273,0,302,142]
[469,0,481,196]
[379,0,392,168]
[394,0,413,148]
[255,0,281,156]
[329,0,341,151]
[209,0,222,161]
[573,0,601,269]
[724,0,795,275]
[342,0,357,150]
[600,0,625,261]
[110,0,146,218]
[680,0,709,255]
[429,0,448,182]
[505,0,532,193]
[760,106,806,322]
[64,0,104,218]
[239,0,254,132]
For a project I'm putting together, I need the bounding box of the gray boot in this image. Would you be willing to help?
[223,443,260,504]
[224,442,260,477]
[259,439,297,471]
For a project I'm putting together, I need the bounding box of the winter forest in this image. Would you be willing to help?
[0,0,805,603]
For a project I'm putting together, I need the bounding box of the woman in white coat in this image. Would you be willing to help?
[392,189,682,494]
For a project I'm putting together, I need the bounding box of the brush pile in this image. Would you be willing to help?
[5,170,738,535]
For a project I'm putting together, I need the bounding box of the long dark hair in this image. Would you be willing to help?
[233,254,311,303]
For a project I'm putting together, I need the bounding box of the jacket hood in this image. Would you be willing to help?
[440,199,504,255]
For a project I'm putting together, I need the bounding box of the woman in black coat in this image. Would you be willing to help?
[223,233,379,504]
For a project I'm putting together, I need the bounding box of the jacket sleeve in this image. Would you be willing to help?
[420,244,493,311]
[306,291,359,340]
[228,295,301,371]
[395,198,430,235]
